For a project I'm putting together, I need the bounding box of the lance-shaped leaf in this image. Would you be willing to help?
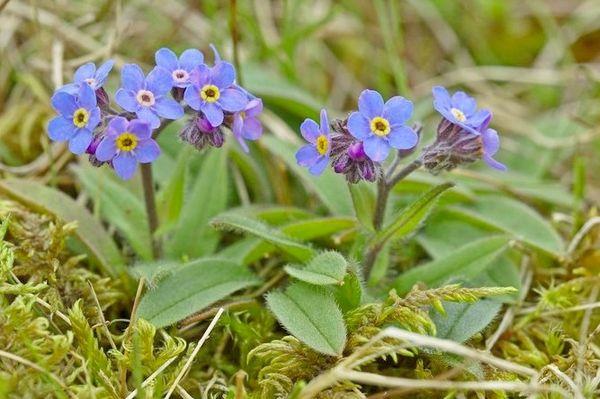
[137,258,260,328]
[267,282,346,356]
[211,213,316,262]
[284,251,348,285]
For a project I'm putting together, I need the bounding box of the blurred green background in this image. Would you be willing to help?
[0,0,599,198]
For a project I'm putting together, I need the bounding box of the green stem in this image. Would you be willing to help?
[140,164,161,259]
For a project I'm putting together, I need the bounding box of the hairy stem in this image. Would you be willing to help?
[141,164,161,259]
[364,158,423,280]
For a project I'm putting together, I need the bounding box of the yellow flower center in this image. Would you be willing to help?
[200,84,220,103]
[136,90,155,107]
[370,116,390,137]
[116,132,138,152]
[316,135,329,155]
[451,107,466,122]
[72,108,90,128]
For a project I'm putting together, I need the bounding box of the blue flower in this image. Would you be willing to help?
[115,64,184,129]
[154,48,204,88]
[95,117,161,180]
[432,86,490,134]
[477,114,507,171]
[48,83,101,154]
[232,98,263,152]
[347,89,418,162]
[59,60,114,93]
[183,62,248,126]
[295,109,331,175]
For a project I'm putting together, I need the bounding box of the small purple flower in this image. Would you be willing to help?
[478,114,506,171]
[347,89,418,162]
[232,98,263,152]
[330,119,380,183]
[184,62,248,127]
[94,117,160,180]
[59,60,114,93]
[48,83,101,155]
[179,114,225,150]
[432,86,490,134]
[115,64,184,129]
[295,109,331,176]
[155,47,204,88]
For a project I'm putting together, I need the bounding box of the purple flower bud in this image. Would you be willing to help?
[329,118,381,184]
[95,87,110,112]
[86,133,107,167]
[179,113,225,151]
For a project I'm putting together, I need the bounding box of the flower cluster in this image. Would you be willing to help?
[47,46,263,180]
[295,87,505,182]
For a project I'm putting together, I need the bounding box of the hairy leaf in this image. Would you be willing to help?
[284,251,347,285]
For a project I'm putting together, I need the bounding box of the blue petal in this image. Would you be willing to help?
[183,86,202,111]
[319,109,329,134]
[300,118,320,143]
[388,125,418,150]
[135,139,161,163]
[308,155,329,175]
[77,83,97,109]
[73,62,96,84]
[69,129,93,155]
[242,117,262,140]
[383,96,413,126]
[56,83,79,95]
[51,91,78,116]
[121,64,145,91]
[146,67,173,95]
[358,89,384,119]
[115,89,139,112]
[482,128,500,156]
[128,119,153,139]
[113,152,137,180]
[210,44,222,62]
[484,154,507,171]
[154,97,184,120]
[155,48,178,71]
[48,116,76,141]
[469,109,491,129]
[232,114,249,153]
[432,86,451,112]
[451,91,476,116]
[179,49,204,71]
[363,135,390,162]
[295,144,319,167]
[201,103,224,126]
[136,107,161,129]
[218,88,248,112]
[211,61,235,89]
[347,112,370,140]
[189,64,210,87]
[87,107,101,130]
[95,137,117,161]
[107,116,129,135]
[95,60,114,86]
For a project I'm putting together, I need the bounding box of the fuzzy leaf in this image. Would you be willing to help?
[266,282,346,356]
[73,165,152,260]
[0,178,126,279]
[393,235,510,295]
[369,183,453,250]
[138,258,260,328]
[211,214,316,262]
[166,149,229,259]
[284,251,347,285]
[332,272,363,313]
[447,195,564,256]
[432,299,502,343]
[348,182,375,230]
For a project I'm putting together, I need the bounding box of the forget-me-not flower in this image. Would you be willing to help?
[295,109,331,175]
[155,48,204,88]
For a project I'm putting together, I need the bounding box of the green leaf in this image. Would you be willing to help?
[432,299,502,343]
[447,195,564,256]
[332,272,363,313]
[0,178,126,279]
[211,214,316,262]
[262,135,353,215]
[137,258,260,328]
[266,282,346,356]
[284,251,347,285]
[348,182,375,230]
[73,165,152,260]
[156,146,191,232]
[166,149,229,259]
[369,183,453,250]
[393,236,510,295]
